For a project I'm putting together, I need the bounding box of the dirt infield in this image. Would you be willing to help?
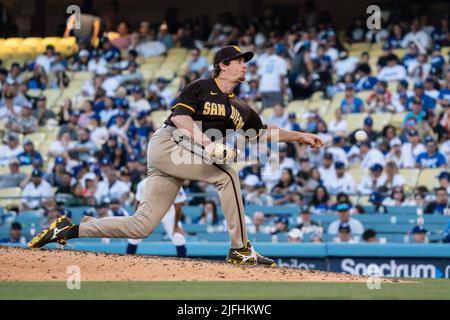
[0,246,401,282]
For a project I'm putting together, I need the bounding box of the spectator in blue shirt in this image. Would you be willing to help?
[430,45,445,71]
[341,84,365,114]
[424,187,450,215]
[354,63,377,92]
[407,81,436,111]
[18,139,43,166]
[287,112,301,131]
[403,97,426,126]
[0,222,25,244]
[416,137,447,169]
[402,42,419,70]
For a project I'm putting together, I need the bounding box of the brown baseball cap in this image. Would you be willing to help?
[213,45,254,66]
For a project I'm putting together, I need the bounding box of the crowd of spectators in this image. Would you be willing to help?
[0,7,450,243]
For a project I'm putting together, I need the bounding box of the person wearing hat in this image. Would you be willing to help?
[411,225,428,244]
[328,203,364,236]
[359,139,386,170]
[437,171,450,194]
[416,137,447,169]
[335,222,356,243]
[28,45,323,268]
[358,163,387,194]
[89,113,108,148]
[0,158,28,189]
[407,81,436,112]
[17,139,43,166]
[87,49,108,73]
[327,161,356,195]
[0,222,26,244]
[129,86,151,114]
[0,132,23,166]
[391,80,410,112]
[340,84,365,114]
[286,111,301,132]
[20,168,54,211]
[377,53,407,82]
[34,44,56,74]
[257,41,288,108]
[270,216,289,235]
[401,129,426,164]
[294,208,322,239]
[71,49,90,71]
[155,77,174,108]
[424,77,439,100]
[318,152,335,188]
[386,137,414,168]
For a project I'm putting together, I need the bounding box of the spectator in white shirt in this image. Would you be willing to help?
[384,161,406,191]
[408,53,431,82]
[328,203,364,235]
[401,129,426,165]
[378,54,407,82]
[261,143,299,190]
[386,137,415,168]
[401,19,432,50]
[0,133,23,166]
[359,141,386,170]
[35,45,56,74]
[358,163,387,194]
[328,161,356,195]
[129,86,151,114]
[95,170,130,204]
[328,108,348,135]
[268,104,289,129]
[0,91,21,119]
[87,50,108,72]
[257,42,287,108]
[318,152,336,188]
[21,169,54,211]
[334,51,359,80]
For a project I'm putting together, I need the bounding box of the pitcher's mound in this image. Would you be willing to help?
[0,246,400,282]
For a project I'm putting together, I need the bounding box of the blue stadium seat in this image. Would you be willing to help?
[196,233,229,242]
[184,223,208,233]
[248,233,273,242]
[245,205,300,217]
[14,212,42,226]
[182,206,202,218]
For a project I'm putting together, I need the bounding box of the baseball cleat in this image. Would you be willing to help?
[226,241,276,267]
[28,215,74,248]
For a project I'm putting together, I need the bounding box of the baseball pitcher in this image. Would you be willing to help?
[28,45,323,266]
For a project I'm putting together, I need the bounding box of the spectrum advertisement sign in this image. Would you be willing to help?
[275,257,450,278]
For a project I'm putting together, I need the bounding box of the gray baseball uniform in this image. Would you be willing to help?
[79,77,267,249]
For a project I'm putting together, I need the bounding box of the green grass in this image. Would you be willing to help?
[1,279,450,300]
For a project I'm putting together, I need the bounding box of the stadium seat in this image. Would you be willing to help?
[417,168,442,189]
[0,187,22,209]
[167,47,188,57]
[399,169,420,190]
[153,68,174,80]
[150,110,170,128]
[72,71,93,81]
[26,132,46,146]
[370,113,392,131]
[345,113,366,132]
[14,211,42,226]
[145,56,165,65]
[389,112,408,128]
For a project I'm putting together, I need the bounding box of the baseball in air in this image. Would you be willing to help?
[355,130,368,141]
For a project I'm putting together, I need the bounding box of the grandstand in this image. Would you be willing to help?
[0,3,449,279]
